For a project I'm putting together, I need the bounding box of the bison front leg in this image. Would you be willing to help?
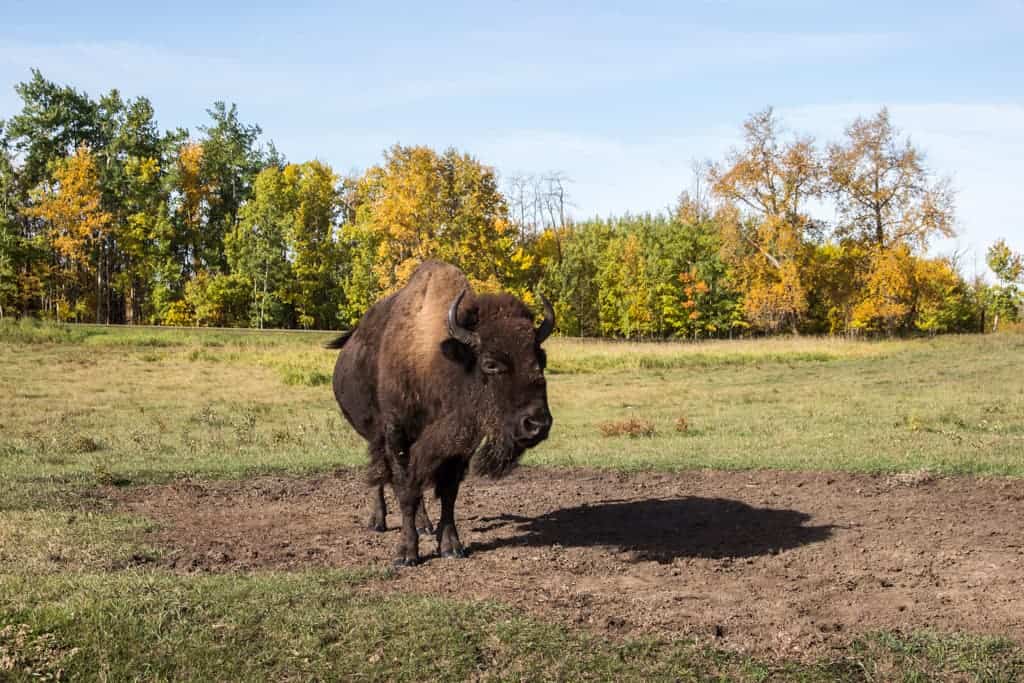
[382,424,422,565]
[387,457,423,566]
[435,460,467,559]
[392,483,423,566]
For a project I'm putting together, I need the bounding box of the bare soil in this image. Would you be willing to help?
[111,467,1024,660]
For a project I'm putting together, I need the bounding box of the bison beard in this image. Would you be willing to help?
[329,260,554,565]
[468,434,511,478]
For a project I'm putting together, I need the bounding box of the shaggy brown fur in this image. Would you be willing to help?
[330,260,553,565]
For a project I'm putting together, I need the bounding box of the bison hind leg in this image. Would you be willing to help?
[365,443,391,486]
[367,484,387,532]
[363,441,431,534]
[366,442,391,532]
[415,499,434,536]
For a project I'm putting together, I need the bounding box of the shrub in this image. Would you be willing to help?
[597,417,656,438]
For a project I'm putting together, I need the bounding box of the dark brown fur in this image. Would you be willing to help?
[331,260,553,564]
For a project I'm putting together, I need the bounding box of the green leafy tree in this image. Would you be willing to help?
[539,212,739,339]
[164,103,266,292]
[0,128,21,318]
[4,71,104,318]
[184,270,251,327]
[538,221,612,337]
[284,160,343,328]
[597,231,656,338]
[986,239,1023,328]
[196,103,266,273]
[913,257,974,334]
[987,239,1023,284]
[657,260,739,339]
[5,70,101,190]
[228,166,293,327]
[101,95,177,323]
[339,221,385,327]
[651,206,740,338]
[230,160,343,328]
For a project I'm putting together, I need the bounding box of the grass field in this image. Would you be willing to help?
[2,320,1023,680]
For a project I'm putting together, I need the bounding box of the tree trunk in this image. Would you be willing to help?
[96,260,103,324]
[259,260,269,329]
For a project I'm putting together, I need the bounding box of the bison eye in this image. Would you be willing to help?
[480,357,509,375]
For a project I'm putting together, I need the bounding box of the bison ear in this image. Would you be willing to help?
[440,338,476,371]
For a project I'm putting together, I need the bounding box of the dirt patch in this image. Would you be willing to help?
[111,468,1024,660]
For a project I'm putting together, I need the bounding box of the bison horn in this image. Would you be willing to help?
[536,294,555,343]
[447,289,481,349]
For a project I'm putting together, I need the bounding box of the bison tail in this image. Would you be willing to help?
[322,329,355,349]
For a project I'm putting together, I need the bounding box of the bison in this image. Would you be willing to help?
[327,260,554,565]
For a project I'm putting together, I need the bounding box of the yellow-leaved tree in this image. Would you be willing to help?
[743,260,809,333]
[803,242,871,334]
[850,245,916,334]
[710,108,822,332]
[21,145,112,321]
[172,142,211,277]
[827,108,955,250]
[342,145,520,322]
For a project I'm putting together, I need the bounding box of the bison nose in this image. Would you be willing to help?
[519,412,551,440]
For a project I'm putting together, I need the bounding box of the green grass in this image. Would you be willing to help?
[2,320,1023,680]
[537,332,1024,475]
[2,572,1020,682]
[0,510,159,574]
[2,321,1021,494]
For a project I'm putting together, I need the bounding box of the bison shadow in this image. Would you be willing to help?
[468,497,832,562]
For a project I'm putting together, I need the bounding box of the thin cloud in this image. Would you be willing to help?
[1,27,909,117]
[469,103,1024,267]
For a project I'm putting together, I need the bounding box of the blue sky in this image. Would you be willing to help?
[2,0,1022,273]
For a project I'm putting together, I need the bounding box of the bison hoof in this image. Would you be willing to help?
[440,548,466,560]
[416,525,434,537]
[392,556,420,568]
[368,521,387,533]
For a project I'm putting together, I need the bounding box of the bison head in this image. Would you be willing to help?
[444,289,554,474]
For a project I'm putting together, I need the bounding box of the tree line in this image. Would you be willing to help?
[0,70,1021,336]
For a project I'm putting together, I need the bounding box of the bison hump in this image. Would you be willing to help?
[379,261,473,379]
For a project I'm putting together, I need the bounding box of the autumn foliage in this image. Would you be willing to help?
[0,72,1019,335]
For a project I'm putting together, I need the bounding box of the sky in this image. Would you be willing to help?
[2,0,1022,275]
